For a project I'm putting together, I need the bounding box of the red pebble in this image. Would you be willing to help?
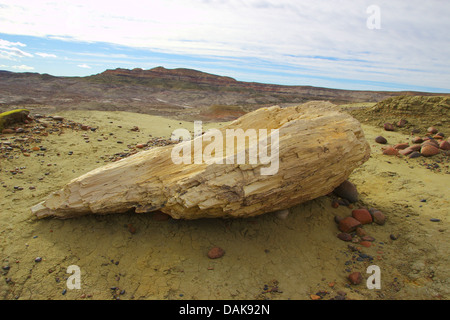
[394,143,409,150]
[427,127,438,134]
[207,247,225,259]
[360,241,371,248]
[439,140,450,150]
[348,272,362,285]
[421,145,440,157]
[352,209,373,225]
[338,217,362,233]
[382,147,399,155]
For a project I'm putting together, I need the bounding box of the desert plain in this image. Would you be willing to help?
[0,96,448,300]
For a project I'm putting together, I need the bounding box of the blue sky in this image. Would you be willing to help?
[0,0,449,92]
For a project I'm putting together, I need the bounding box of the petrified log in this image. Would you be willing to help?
[31,101,371,219]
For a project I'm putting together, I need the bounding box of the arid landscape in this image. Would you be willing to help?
[0,68,449,300]
[1,67,445,122]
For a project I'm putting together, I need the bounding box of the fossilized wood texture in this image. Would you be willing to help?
[32,102,371,219]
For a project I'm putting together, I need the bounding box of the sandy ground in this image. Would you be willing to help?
[0,109,448,300]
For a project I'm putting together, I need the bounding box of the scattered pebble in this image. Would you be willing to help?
[382,147,399,156]
[338,217,362,233]
[337,233,352,242]
[333,180,358,203]
[360,241,372,248]
[207,246,225,259]
[421,145,440,157]
[361,236,375,242]
[372,211,386,225]
[375,136,387,144]
[408,151,421,159]
[356,227,366,237]
[348,272,362,285]
[422,139,439,148]
[352,209,373,225]
[394,143,409,150]
[427,127,438,134]
[440,140,450,150]
[384,123,395,131]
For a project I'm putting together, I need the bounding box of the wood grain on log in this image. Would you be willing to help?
[31,102,371,219]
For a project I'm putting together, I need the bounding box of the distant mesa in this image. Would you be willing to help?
[1,66,449,120]
[101,66,238,85]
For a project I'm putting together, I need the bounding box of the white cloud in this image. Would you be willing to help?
[0,0,448,89]
[0,38,33,60]
[35,52,57,58]
[77,63,91,69]
[0,39,26,48]
[12,64,34,70]
[74,52,129,59]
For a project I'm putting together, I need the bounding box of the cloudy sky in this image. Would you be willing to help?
[0,0,449,92]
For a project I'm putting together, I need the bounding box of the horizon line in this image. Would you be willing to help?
[1,67,450,95]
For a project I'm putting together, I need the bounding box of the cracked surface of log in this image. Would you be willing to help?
[31,101,371,219]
